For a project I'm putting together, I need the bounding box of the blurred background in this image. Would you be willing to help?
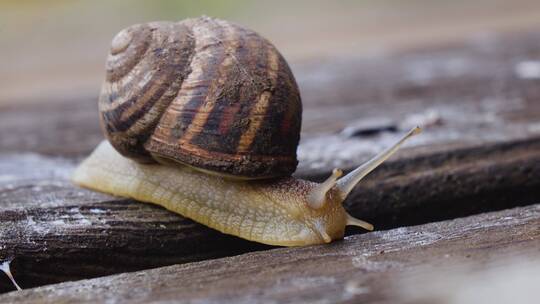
[2,0,540,105]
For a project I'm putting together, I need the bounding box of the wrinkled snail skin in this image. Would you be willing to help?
[73,141,346,246]
[73,127,421,247]
[74,16,422,246]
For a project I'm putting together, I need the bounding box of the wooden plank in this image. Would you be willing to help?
[1,136,538,292]
[0,155,269,293]
[1,204,538,303]
[2,29,540,291]
[0,99,102,158]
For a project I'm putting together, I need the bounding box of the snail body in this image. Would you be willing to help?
[74,141,346,246]
[73,17,420,246]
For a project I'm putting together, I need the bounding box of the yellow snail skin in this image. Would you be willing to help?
[73,127,421,246]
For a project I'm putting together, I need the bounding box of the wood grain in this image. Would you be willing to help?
[1,204,538,303]
[1,134,539,292]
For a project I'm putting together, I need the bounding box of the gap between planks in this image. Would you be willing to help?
[0,204,538,304]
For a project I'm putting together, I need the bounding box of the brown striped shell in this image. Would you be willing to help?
[99,17,302,179]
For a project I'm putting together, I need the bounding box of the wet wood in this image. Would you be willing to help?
[2,30,540,292]
[1,204,538,303]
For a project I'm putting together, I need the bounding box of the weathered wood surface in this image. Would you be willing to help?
[2,30,540,291]
[1,204,538,303]
[0,154,270,292]
[2,137,538,292]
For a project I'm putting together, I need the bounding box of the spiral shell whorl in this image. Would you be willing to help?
[99,17,302,178]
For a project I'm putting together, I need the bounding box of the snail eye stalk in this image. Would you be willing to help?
[306,168,342,209]
[336,126,421,200]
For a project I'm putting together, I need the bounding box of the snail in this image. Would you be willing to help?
[73,17,421,247]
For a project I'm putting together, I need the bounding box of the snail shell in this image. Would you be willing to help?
[99,17,302,179]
